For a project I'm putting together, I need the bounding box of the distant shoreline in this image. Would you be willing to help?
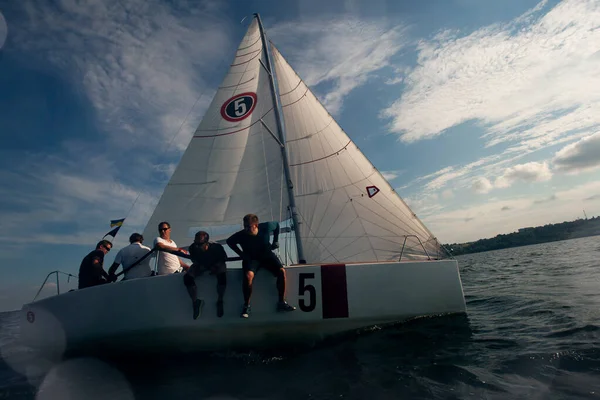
[443,216,600,256]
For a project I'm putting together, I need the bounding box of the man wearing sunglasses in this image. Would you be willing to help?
[78,240,113,289]
[153,221,190,275]
[227,214,296,318]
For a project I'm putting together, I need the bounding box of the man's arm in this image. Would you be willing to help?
[272,221,280,243]
[108,262,120,276]
[92,256,109,280]
[271,221,280,249]
[216,244,228,263]
[179,258,190,270]
[226,232,245,258]
[155,240,187,253]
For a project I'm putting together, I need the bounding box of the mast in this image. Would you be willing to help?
[254,13,307,264]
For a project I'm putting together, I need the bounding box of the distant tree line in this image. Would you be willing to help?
[444,216,600,256]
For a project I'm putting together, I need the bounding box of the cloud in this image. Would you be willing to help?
[269,17,409,114]
[584,194,600,201]
[472,177,493,194]
[11,0,230,151]
[501,206,511,211]
[381,0,600,153]
[427,180,600,243]
[0,1,233,255]
[0,153,156,255]
[381,170,404,181]
[553,132,600,173]
[494,161,552,188]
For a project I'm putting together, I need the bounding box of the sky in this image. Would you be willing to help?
[0,0,599,311]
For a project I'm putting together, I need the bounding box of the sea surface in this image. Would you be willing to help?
[1,236,600,399]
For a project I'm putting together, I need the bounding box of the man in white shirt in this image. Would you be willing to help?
[108,233,153,281]
[153,221,190,275]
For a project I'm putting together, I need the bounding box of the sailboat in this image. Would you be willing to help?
[19,14,466,357]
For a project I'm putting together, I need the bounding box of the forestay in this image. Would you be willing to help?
[271,45,446,264]
[142,19,289,245]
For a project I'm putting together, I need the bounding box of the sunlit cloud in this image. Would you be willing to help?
[472,177,493,194]
[269,17,409,114]
[382,0,600,148]
[494,162,552,188]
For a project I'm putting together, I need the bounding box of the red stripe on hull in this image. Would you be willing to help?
[320,264,349,319]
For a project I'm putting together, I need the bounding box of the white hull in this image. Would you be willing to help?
[19,260,466,357]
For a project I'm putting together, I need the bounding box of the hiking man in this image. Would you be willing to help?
[107,233,153,281]
[153,221,190,275]
[184,231,228,319]
[226,213,295,318]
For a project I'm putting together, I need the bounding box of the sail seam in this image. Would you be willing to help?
[324,234,366,261]
[294,169,378,196]
[279,79,302,96]
[295,204,339,262]
[237,36,261,51]
[286,118,334,143]
[352,190,430,238]
[289,141,351,166]
[219,77,256,89]
[231,51,261,66]
[313,194,352,258]
[281,89,309,107]
[355,183,432,236]
[193,108,274,138]
[235,48,262,58]
[364,190,431,237]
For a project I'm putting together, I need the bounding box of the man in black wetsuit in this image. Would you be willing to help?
[78,240,112,289]
[184,231,228,319]
[226,213,296,318]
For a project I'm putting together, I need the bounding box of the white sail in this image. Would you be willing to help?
[142,19,288,246]
[271,45,446,264]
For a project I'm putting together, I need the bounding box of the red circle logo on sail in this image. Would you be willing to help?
[220,92,257,122]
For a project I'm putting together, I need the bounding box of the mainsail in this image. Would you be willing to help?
[142,19,288,246]
[142,15,447,263]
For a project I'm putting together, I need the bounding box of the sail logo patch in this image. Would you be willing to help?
[221,92,257,122]
[366,186,380,198]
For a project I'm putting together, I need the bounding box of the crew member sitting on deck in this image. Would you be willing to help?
[78,240,112,289]
[226,213,296,318]
[107,233,153,282]
[153,221,190,275]
[184,231,228,319]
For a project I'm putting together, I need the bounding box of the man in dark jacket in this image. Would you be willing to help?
[78,240,112,289]
[227,213,295,318]
[184,231,228,319]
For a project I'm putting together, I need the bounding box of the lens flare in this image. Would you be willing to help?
[36,358,134,400]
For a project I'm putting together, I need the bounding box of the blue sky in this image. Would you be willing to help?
[1,0,599,311]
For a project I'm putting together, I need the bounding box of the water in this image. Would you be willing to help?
[2,236,600,399]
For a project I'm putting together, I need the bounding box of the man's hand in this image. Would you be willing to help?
[271,242,279,250]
